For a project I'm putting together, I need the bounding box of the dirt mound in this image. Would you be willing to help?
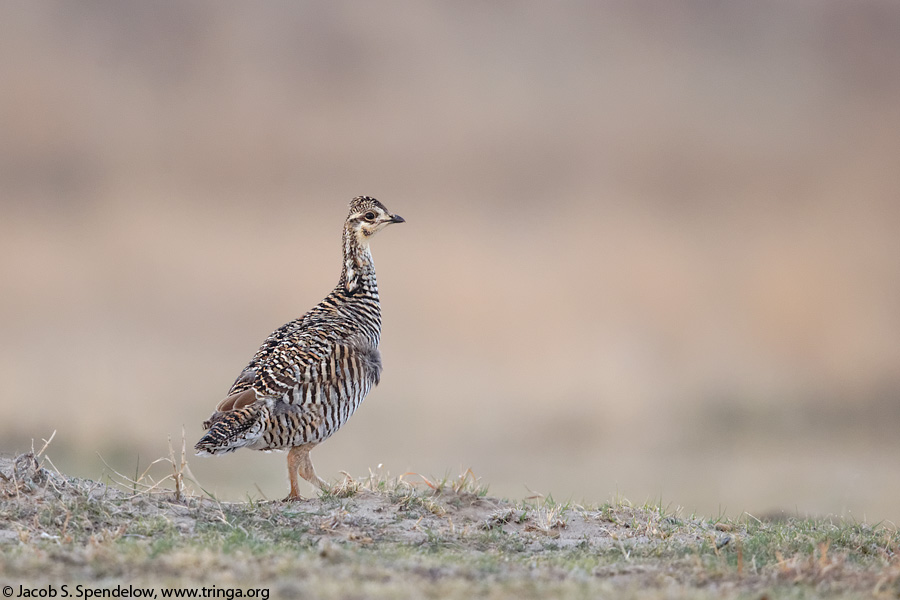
[0,453,719,550]
[1,453,895,598]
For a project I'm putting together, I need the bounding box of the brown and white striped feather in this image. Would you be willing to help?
[197,326,382,455]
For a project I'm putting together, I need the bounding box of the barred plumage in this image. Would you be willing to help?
[195,196,404,500]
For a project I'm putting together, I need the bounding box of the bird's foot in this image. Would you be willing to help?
[314,477,331,494]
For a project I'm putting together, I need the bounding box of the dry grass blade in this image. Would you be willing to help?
[97,452,169,497]
[167,431,185,501]
[35,430,57,457]
[525,504,568,537]
[402,472,437,490]
[330,471,362,498]
[94,428,206,501]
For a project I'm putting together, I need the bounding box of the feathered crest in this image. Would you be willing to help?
[349,195,387,214]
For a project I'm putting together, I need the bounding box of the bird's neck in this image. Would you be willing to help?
[338,227,379,298]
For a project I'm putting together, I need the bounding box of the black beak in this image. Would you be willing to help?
[390,214,406,224]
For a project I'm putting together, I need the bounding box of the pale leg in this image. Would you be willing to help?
[285,444,328,500]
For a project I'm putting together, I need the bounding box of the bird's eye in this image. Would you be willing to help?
[364,212,376,221]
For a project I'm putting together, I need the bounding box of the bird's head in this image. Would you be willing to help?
[346,196,405,243]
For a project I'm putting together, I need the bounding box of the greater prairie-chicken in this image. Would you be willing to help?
[195,196,404,499]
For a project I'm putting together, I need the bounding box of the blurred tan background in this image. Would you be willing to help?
[2,1,899,521]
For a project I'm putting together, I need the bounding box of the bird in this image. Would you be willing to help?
[195,196,404,500]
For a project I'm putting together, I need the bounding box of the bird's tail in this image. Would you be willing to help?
[194,405,266,456]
